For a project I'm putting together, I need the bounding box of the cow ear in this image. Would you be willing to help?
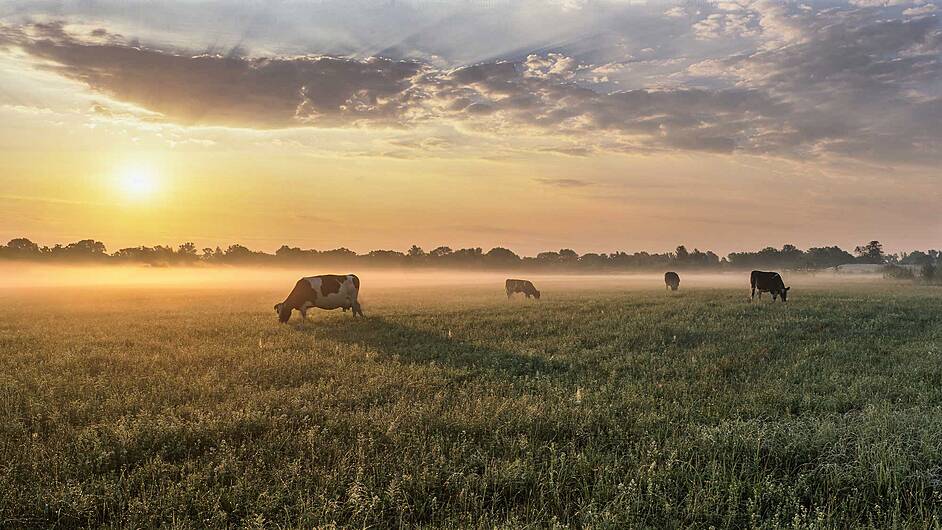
[785,287,790,291]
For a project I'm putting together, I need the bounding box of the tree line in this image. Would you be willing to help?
[2,237,940,274]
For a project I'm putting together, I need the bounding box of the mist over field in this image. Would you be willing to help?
[2,263,889,291]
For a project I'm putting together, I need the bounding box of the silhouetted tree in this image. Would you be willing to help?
[579,253,608,269]
[177,242,199,263]
[367,250,407,266]
[2,238,41,259]
[805,246,855,268]
[855,240,885,264]
[321,248,356,262]
[536,251,560,267]
[429,246,453,259]
[2,236,929,275]
[901,251,932,266]
[451,247,484,267]
[485,247,520,267]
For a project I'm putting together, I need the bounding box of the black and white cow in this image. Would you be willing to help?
[275,274,363,323]
[506,279,541,299]
[750,270,790,303]
[664,271,680,291]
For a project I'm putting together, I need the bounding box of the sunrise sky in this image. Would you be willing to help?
[0,0,939,255]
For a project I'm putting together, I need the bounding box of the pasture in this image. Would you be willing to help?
[1,273,941,528]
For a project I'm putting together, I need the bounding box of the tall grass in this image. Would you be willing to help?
[1,283,941,528]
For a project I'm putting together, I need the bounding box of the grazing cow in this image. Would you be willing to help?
[506,279,541,299]
[750,270,790,303]
[275,274,363,323]
[664,271,680,291]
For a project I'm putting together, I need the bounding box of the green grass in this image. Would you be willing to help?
[2,281,942,528]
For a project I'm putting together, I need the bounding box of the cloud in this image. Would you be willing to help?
[535,177,593,187]
[691,2,942,162]
[3,25,427,128]
[2,2,941,165]
[904,3,939,16]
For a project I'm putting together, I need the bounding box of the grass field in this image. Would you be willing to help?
[2,273,942,528]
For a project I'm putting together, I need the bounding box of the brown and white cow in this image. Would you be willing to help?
[275,274,363,323]
[505,279,540,299]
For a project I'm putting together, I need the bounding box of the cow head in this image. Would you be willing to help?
[276,302,292,323]
[533,289,541,299]
[781,286,790,303]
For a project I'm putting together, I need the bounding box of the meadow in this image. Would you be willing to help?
[1,271,941,528]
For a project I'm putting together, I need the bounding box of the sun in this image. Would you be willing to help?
[118,166,159,200]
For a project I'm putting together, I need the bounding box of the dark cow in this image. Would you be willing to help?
[750,270,790,303]
[275,274,363,323]
[664,271,680,291]
[506,279,541,299]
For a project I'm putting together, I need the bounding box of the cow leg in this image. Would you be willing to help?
[751,287,756,301]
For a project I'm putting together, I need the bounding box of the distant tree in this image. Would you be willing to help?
[50,239,107,261]
[223,244,264,263]
[201,247,219,262]
[452,247,484,266]
[579,252,609,269]
[558,249,579,265]
[275,245,298,257]
[805,246,855,268]
[855,240,886,264]
[69,239,107,255]
[901,250,932,266]
[485,247,521,267]
[275,245,318,263]
[367,250,407,266]
[429,246,453,258]
[177,242,197,256]
[536,251,560,265]
[779,244,805,268]
[321,247,356,260]
[704,250,720,267]
[3,236,931,275]
[176,242,199,264]
[685,248,720,268]
[3,238,41,259]
[923,263,937,283]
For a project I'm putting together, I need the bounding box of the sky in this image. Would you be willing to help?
[0,0,939,255]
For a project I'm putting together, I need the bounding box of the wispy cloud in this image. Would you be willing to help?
[535,178,593,188]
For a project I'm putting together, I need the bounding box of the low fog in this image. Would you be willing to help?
[2,264,890,292]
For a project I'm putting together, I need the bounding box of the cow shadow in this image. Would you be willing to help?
[298,316,568,377]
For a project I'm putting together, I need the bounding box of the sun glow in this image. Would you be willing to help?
[118,166,158,200]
